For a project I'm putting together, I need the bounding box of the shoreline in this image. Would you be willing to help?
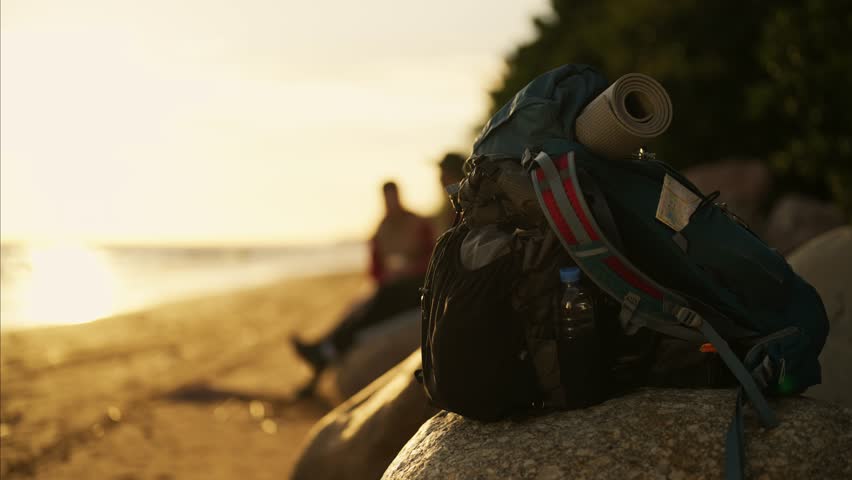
[0,268,359,333]
[0,241,369,332]
[0,270,369,479]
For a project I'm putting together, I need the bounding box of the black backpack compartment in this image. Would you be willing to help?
[421,225,539,421]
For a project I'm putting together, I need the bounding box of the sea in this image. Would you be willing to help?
[0,242,367,330]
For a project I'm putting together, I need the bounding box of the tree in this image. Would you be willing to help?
[486,0,852,214]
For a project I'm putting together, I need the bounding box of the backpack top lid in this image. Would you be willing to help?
[473,64,609,158]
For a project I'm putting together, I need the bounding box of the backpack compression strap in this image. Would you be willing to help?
[530,150,778,479]
[530,151,696,340]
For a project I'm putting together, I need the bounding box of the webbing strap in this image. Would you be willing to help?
[531,152,701,343]
[690,309,778,428]
[533,150,776,420]
[536,151,592,245]
[531,150,779,480]
[577,169,625,251]
[726,388,747,480]
[532,152,671,298]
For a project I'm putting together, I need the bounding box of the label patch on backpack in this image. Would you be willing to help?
[655,174,701,231]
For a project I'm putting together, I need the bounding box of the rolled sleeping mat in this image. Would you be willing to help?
[575,73,672,160]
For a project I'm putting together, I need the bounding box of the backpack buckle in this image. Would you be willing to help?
[675,306,703,329]
[619,292,642,334]
[521,147,544,171]
[751,356,774,389]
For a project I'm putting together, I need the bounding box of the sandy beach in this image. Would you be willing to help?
[0,271,370,479]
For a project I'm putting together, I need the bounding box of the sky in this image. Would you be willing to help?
[1,0,552,246]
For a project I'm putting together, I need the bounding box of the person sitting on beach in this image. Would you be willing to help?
[434,152,466,233]
[291,181,434,380]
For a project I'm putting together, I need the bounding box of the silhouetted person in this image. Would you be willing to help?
[435,152,466,233]
[292,181,434,384]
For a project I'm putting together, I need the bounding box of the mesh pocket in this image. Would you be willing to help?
[421,224,539,421]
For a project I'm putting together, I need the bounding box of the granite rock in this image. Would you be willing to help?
[684,159,772,231]
[293,351,438,480]
[764,194,846,255]
[788,226,852,408]
[384,388,852,480]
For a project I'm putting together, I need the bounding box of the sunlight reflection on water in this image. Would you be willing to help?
[0,242,366,330]
[14,244,118,328]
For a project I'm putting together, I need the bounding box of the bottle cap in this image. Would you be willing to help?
[559,266,581,283]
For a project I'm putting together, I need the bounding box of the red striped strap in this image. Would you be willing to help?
[531,151,665,302]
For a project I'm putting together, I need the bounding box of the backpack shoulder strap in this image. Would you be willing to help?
[530,150,695,339]
[530,150,778,479]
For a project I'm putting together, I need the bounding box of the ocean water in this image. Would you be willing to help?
[0,242,367,330]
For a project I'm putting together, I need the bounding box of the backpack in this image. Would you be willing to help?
[420,64,829,479]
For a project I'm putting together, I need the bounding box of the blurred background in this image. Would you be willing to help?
[3,0,851,329]
[1,0,850,478]
[1,0,553,329]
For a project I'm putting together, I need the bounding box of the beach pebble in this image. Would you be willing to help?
[383,389,852,480]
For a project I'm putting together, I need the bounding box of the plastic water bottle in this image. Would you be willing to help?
[557,266,603,407]
[559,266,595,341]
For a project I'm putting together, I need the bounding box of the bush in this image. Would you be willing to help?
[486,0,852,216]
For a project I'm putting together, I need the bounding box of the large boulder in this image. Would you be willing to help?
[788,226,852,408]
[683,159,772,231]
[764,194,846,255]
[316,308,421,404]
[384,389,852,480]
[293,351,438,480]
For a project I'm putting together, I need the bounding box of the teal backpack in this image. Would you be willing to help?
[467,64,828,478]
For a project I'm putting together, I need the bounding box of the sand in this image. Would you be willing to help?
[0,271,371,479]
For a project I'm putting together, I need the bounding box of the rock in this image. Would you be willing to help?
[764,194,846,255]
[384,389,852,480]
[683,159,772,231]
[293,351,438,480]
[788,226,852,408]
[316,308,420,404]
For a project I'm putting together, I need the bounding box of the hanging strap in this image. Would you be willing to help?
[529,150,779,480]
[726,388,747,479]
[679,307,778,428]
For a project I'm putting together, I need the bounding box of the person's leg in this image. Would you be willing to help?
[291,275,423,372]
[327,275,423,352]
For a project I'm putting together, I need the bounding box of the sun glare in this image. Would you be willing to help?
[13,244,119,328]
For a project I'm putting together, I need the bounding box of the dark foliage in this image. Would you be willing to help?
[486,0,852,215]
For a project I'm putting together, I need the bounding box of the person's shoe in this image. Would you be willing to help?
[290,336,329,373]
